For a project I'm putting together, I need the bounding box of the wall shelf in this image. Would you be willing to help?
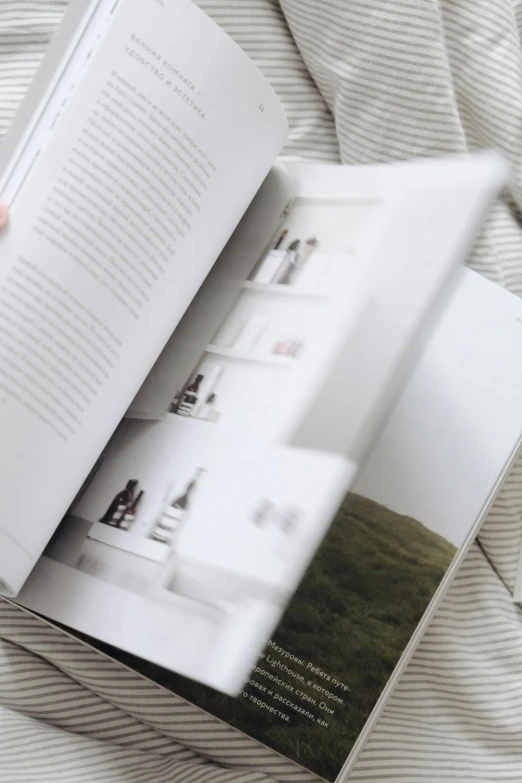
[242,281,328,300]
[205,344,295,367]
[88,522,170,562]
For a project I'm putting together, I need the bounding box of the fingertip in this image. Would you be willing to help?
[0,201,9,231]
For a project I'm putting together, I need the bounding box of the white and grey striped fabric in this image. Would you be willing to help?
[1,0,522,781]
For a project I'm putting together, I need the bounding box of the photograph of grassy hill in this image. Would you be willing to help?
[70,491,457,782]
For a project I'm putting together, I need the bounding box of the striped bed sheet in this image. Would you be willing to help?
[1,1,522,781]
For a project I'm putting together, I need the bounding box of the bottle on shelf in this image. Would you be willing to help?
[271,239,301,285]
[250,229,289,284]
[150,468,206,545]
[168,391,180,414]
[110,501,130,528]
[280,506,301,536]
[175,373,204,417]
[250,498,275,527]
[197,392,217,421]
[285,236,318,286]
[272,339,303,357]
[119,490,145,531]
[192,365,224,417]
[99,479,138,526]
[250,500,301,537]
[273,228,288,249]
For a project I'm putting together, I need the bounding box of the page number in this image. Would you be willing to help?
[259,103,265,113]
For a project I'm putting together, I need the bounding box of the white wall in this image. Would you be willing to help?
[353,269,522,546]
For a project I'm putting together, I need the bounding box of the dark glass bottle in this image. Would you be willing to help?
[176,374,204,417]
[119,489,145,531]
[273,228,288,249]
[99,479,138,526]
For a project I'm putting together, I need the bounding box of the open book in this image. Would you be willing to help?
[1,0,521,779]
[76,264,520,783]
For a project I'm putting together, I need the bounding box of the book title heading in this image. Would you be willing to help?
[125,33,206,119]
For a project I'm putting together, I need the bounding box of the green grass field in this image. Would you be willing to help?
[74,492,457,781]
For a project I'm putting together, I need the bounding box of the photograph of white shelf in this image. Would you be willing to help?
[242,281,329,300]
[205,345,295,366]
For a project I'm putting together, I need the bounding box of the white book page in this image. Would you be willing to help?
[0,0,287,596]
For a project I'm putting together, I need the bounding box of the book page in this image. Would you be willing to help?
[15,156,509,702]
[0,0,287,595]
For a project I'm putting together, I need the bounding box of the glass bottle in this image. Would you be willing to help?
[99,479,138,526]
[271,239,301,284]
[176,373,204,417]
[285,236,318,286]
[150,468,205,545]
[119,490,145,531]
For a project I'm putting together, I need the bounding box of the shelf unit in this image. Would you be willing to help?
[205,344,296,367]
[242,281,329,300]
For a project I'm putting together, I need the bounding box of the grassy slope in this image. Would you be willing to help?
[70,492,457,781]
